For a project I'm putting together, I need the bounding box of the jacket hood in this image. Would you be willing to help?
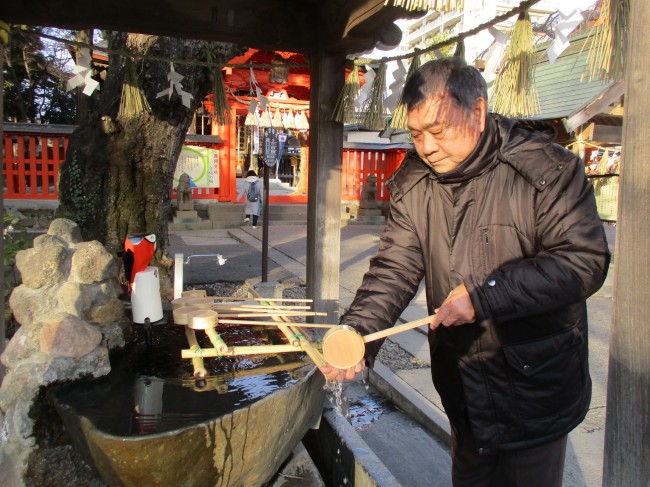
[245,175,259,183]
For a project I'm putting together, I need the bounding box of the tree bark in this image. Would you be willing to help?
[58,32,243,298]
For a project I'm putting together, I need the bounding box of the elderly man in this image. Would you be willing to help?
[320,57,610,486]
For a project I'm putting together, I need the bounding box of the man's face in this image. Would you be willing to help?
[407,92,486,173]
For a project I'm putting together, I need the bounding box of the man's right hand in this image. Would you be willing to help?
[319,359,366,382]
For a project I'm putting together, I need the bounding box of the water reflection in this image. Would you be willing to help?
[51,323,309,437]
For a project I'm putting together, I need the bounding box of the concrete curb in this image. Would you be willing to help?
[369,362,451,446]
[305,403,402,487]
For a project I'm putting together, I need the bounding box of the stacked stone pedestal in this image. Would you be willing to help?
[169,209,212,231]
[0,218,128,487]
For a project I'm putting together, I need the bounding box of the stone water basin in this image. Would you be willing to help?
[50,323,325,487]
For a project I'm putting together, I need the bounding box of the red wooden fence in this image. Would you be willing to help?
[3,125,409,203]
[341,145,408,202]
[3,126,69,199]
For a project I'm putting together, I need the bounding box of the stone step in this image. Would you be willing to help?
[168,221,213,231]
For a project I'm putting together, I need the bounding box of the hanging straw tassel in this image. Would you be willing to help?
[259,108,273,128]
[244,110,258,126]
[271,108,284,128]
[118,57,151,119]
[390,53,421,130]
[295,111,310,131]
[211,67,232,125]
[453,38,465,59]
[489,11,539,118]
[332,64,361,124]
[362,63,388,130]
[283,109,296,130]
[585,0,629,82]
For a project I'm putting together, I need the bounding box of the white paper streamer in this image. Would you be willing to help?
[66,48,100,96]
[546,9,584,63]
[156,62,194,108]
[384,59,407,113]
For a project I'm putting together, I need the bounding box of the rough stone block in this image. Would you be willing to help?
[33,233,67,250]
[88,296,124,324]
[57,281,92,317]
[15,246,68,289]
[0,326,39,369]
[40,313,103,358]
[71,241,118,283]
[9,284,59,328]
[47,218,83,245]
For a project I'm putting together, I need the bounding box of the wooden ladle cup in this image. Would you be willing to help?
[321,315,434,370]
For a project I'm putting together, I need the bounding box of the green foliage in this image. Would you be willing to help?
[3,26,77,124]
[425,32,456,61]
[64,152,102,228]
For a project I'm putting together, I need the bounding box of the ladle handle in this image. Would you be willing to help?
[362,315,435,343]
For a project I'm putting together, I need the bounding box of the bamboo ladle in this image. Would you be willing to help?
[321,315,435,370]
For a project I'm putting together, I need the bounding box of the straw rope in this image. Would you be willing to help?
[117,57,151,118]
[489,11,540,117]
[585,0,629,82]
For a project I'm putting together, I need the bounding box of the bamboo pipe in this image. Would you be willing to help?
[259,297,328,367]
[225,304,313,310]
[218,319,336,329]
[184,326,207,378]
[212,297,312,303]
[321,315,435,370]
[204,327,229,354]
[215,311,327,318]
[181,344,302,358]
[288,324,327,368]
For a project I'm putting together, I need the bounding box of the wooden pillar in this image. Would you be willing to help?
[306,50,346,323]
[602,2,650,485]
[0,41,5,383]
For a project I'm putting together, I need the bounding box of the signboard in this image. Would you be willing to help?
[173,145,220,188]
[262,128,281,167]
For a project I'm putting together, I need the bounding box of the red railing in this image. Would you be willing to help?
[341,145,409,201]
[3,125,410,203]
[3,126,69,199]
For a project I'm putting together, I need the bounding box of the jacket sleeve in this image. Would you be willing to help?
[468,150,611,323]
[340,197,426,363]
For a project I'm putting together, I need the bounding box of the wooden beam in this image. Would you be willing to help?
[602,1,650,485]
[566,80,625,132]
[0,0,320,52]
[306,49,346,324]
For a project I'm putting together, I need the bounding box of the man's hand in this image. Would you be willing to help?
[319,359,366,382]
[431,283,476,329]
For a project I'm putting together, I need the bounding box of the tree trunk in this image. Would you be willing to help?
[58,33,243,299]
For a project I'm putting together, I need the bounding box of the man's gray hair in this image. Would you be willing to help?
[402,57,488,114]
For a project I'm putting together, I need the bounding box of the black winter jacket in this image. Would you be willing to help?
[340,114,610,453]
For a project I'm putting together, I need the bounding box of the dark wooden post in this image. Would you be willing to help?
[602,1,650,485]
[0,41,5,383]
[306,49,346,323]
